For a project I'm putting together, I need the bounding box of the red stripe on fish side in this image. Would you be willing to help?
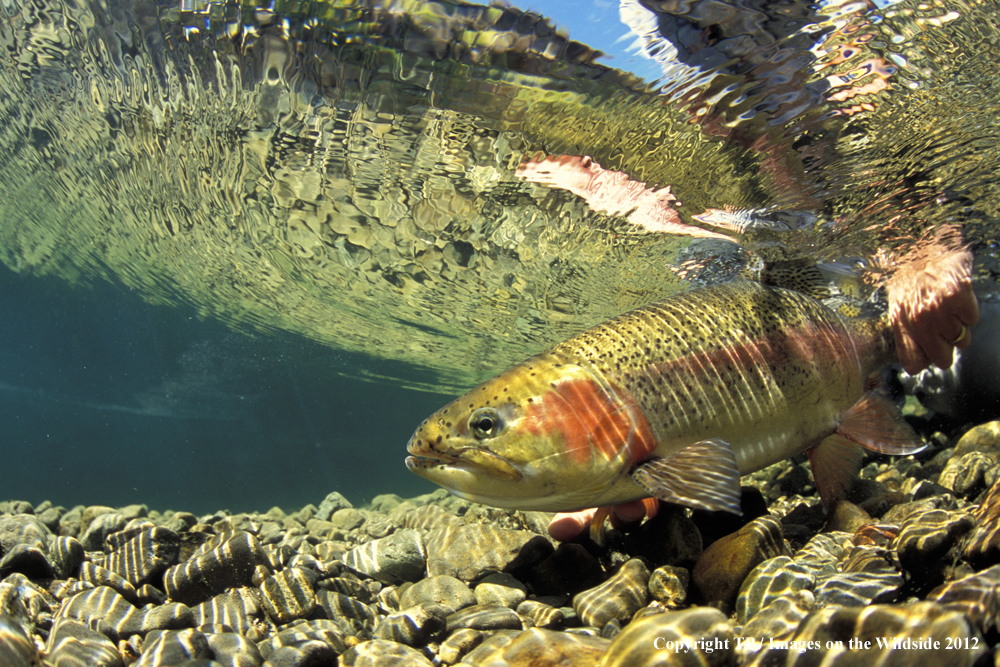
[524,377,657,466]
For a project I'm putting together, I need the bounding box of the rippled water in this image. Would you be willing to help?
[1,0,998,397]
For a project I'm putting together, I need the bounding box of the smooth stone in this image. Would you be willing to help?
[57,585,195,640]
[389,504,462,532]
[648,565,689,609]
[398,575,476,611]
[0,544,54,580]
[339,639,434,667]
[745,602,985,667]
[80,561,139,604]
[822,499,872,533]
[516,600,564,629]
[257,619,347,659]
[812,571,904,607]
[316,590,379,636]
[369,494,404,513]
[134,628,211,667]
[966,477,1000,568]
[425,524,553,582]
[893,508,976,582]
[37,507,61,533]
[259,567,318,625]
[329,509,366,531]
[105,527,181,588]
[939,452,997,498]
[446,603,524,632]
[206,632,263,667]
[474,573,527,609]
[341,529,426,585]
[740,590,815,645]
[953,421,1000,458]
[692,515,789,613]
[0,615,39,667]
[372,602,449,645]
[191,588,265,637]
[50,536,86,579]
[620,505,704,570]
[598,607,735,667]
[80,513,127,552]
[315,492,354,522]
[464,627,609,667]
[927,564,1000,637]
[260,640,338,667]
[45,617,122,667]
[438,627,484,664]
[573,559,649,628]
[0,514,50,552]
[164,532,272,606]
[735,556,816,625]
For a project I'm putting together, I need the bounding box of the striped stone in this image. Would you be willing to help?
[0,615,39,667]
[163,531,271,606]
[259,567,318,625]
[45,617,120,667]
[573,559,649,628]
[257,619,347,660]
[316,590,380,636]
[80,561,138,604]
[190,587,265,636]
[57,586,195,640]
[104,527,180,588]
[50,536,85,580]
[134,628,211,667]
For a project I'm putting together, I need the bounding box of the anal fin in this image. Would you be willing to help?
[837,391,926,455]
[808,434,866,510]
[631,439,742,515]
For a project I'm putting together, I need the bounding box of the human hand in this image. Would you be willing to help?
[547,499,658,541]
[887,247,978,374]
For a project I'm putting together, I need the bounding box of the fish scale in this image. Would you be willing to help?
[406,279,920,516]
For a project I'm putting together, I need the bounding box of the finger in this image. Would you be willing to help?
[608,500,649,528]
[548,509,597,541]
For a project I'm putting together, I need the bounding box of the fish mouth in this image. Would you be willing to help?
[406,440,522,481]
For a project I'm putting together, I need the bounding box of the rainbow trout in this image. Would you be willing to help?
[406,280,923,519]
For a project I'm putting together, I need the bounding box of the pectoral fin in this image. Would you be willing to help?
[808,434,866,509]
[631,439,743,514]
[836,391,926,455]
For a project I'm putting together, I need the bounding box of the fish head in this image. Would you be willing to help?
[405,352,657,511]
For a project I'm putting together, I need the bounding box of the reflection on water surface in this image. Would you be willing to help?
[0,0,998,392]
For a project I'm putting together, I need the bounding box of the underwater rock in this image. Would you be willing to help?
[104,527,180,588]
[598,607,734,667]
[736,556,816,625]
[893,508,976,583]
[191,587,266,638]
[373,602,448,645]
[259,567,319,625]
[423,524,552,582]
[57,586,195,640]
[474,572,528,609]
[438,627,485,663]
[621,505,704,569]
[341,528,425,585]
[164,531,272,606]
[740,591,815,645]
[812,571,904,607]
[0,615,40,667]
[445,603,523,632]
[134,628,212,667]
[316,590,380,637]
[745,602,986,667]
[398,575,476,611]
[206,631,264,667]
[822,500,873,534]
[648,564,689,609]
[80,513,127,552]
[0,545,54,580]
[469,627,610,667]
[515,600,565,629]
[927,564,1000,639]
[339,639,434,667]
[79,561,139,604]
[0,515,50,553]
[938,452,997,499]
[257,619,347,659]
[50,536,85,580]
[965,477,1000,569]
[315,492,354,522]
[263,640,340,667]
[0,573,57,631]
[45,617,123,667]
[573,559,650,628]
[692,515,790,613]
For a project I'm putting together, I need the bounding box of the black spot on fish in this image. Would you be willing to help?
[435,435,442,444]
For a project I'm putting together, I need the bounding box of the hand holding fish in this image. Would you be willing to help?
[887,245,979,374]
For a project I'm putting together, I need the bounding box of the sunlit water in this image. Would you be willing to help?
[1,0,998,510]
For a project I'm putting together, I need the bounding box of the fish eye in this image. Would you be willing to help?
[469,407,502,439]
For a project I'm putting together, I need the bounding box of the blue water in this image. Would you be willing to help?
[0,265,449,514]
